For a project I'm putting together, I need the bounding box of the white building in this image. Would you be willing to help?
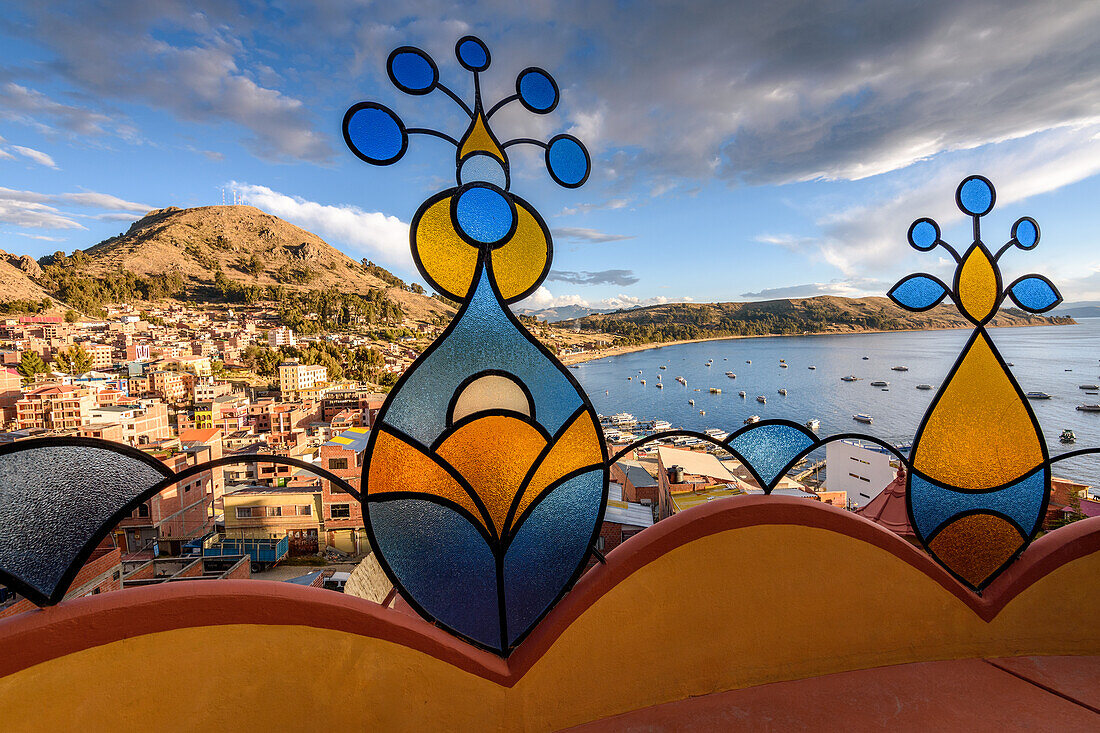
[267,326,297,348]
[825,440,898,509]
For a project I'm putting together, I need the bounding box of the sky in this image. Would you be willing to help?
[3,1,1100,311]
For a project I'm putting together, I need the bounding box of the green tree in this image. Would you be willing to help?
[17,350,47,385]
[55,343,93,375]
[64,309,78,323]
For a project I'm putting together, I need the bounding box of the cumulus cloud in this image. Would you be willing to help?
[0,83,123,138]
[519,286,694,311]
[741,278,890,300]
[547,269,639,286]
[0,186,151,230]
[10,145,58,169]
[231,182,411,270]
[551,227,634,243]
[7,4,330,162]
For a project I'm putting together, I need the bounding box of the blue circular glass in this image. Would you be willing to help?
[389,50,436,93]
[1014,218,1038,249]
[455,186,514,244]
[517,69,558,112]
[909,219,939,251]
[345,105,405,164]
[456,37,489,71]
[958,176,994,216]
[547,136,589,187]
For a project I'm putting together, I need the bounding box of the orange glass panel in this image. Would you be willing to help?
[413,196,479,299]
[510,410,602,531]
[928,513,1024,588]
[491,203,549,301]
[957,247,997,322]
[436,415,547,536]
[368,429,483,525]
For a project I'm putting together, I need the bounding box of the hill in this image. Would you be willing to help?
[57,205,451,323]
[0,249,54,306]
[562,295,1072,343]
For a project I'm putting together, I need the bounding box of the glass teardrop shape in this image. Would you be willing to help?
[908,328,1048,590]
[361,256,607,653]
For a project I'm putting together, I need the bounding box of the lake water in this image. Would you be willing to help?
[572,319,1100,484]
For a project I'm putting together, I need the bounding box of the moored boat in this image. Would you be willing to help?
[806,418,820,431]
[841,375,860,382]
[916,384,933,390]
[870,380,889,387]
[738,391,746,397]
[778,388,787,395]
[1061,429,1077,444]
[1076,404,1100,412]
[744,415,760,424]
[853,413,873,424]
[757,395,767,404]
[891,366,909,371]
[1026,391,1052,400]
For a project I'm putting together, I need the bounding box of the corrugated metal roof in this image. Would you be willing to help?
[605,482,654,529]
[323,426,371,452]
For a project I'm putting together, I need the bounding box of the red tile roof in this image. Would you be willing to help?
[856,467,914,537]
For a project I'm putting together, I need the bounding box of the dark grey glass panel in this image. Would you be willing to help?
[0,445,168,601]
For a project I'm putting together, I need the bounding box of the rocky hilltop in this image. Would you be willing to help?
[563,295,1073,343]
[0,249,52,303]
[80,205,450,321]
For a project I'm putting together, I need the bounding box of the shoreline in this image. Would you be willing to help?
[558,320,1076,366]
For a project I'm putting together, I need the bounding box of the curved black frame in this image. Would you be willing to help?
[0,441,359,606]
[342,102,409,166]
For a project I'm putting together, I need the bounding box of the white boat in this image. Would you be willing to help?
[659,365,667,369]
[778,389,787,395]
[746,360,751,364]
[709,387,721,394]
[870,380,889,387]
[891,366,909,371]
[704,428,729,441]
[610,412,636,425]
[738,391,746,397]
[808,366,816,370]
[653,420,672,431]
[744,415,760,424]
[688,399,695,405]
[655,382,663,388]
[1076,404,1100,412]
[640,379,646,385]
[1080,384,1100,390]
[853,414,873,424]
[841,375,860,382]
[699,410,706,415]
[806,418,820,431]
[676,376,686,385]
[780,363,788,368]
[757,395,767,404]
[916,384,933,390]
[1026,392,1052,400]
[726,372,736,378]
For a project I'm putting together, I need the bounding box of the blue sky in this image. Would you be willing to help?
[3,1,1100,310]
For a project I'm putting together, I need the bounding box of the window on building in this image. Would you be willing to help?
[136,503,150,518]
[595,536,606,551]
[328,457,348,470]
[848,472,871,482]
[236,507,254,518]
[295,505,312,516]
[331,504,351,519]
[267,506,282,517]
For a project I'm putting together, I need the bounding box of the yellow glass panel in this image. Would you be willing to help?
[413,196,478,299]
[436,415,548,537]
[459,112,505,165]
[510,409,602,531]
[491,203,549,301]
[928,513,1023,587]
[913,332,1042,489]
[368,429,483,525]
[957,247,997,322]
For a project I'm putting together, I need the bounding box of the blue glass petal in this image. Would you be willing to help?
[0,444,169,601]
[888,275,947,311]
[389,50,436,93]
[456,37,489,71]
[908,468,1047,540]
[345,104,406,165]
[455,186,513,244]
[1010,276,1060,313]
[546,135,590,188]
[504,469,603,645]
[381,266,582,447]
[517,69,558,112]
[369,498,500,649]
[727,424,815,489]
[908,219,939,251]
[1014,218,1039,249]
[957,176,994,216]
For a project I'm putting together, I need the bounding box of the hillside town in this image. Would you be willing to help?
[0,297,1094,620]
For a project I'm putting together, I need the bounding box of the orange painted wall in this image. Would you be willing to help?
[1,501,1098,731]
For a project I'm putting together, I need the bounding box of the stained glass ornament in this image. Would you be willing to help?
[0,440,172,604]
[345,36,604,655]
[894,176,1053,591]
